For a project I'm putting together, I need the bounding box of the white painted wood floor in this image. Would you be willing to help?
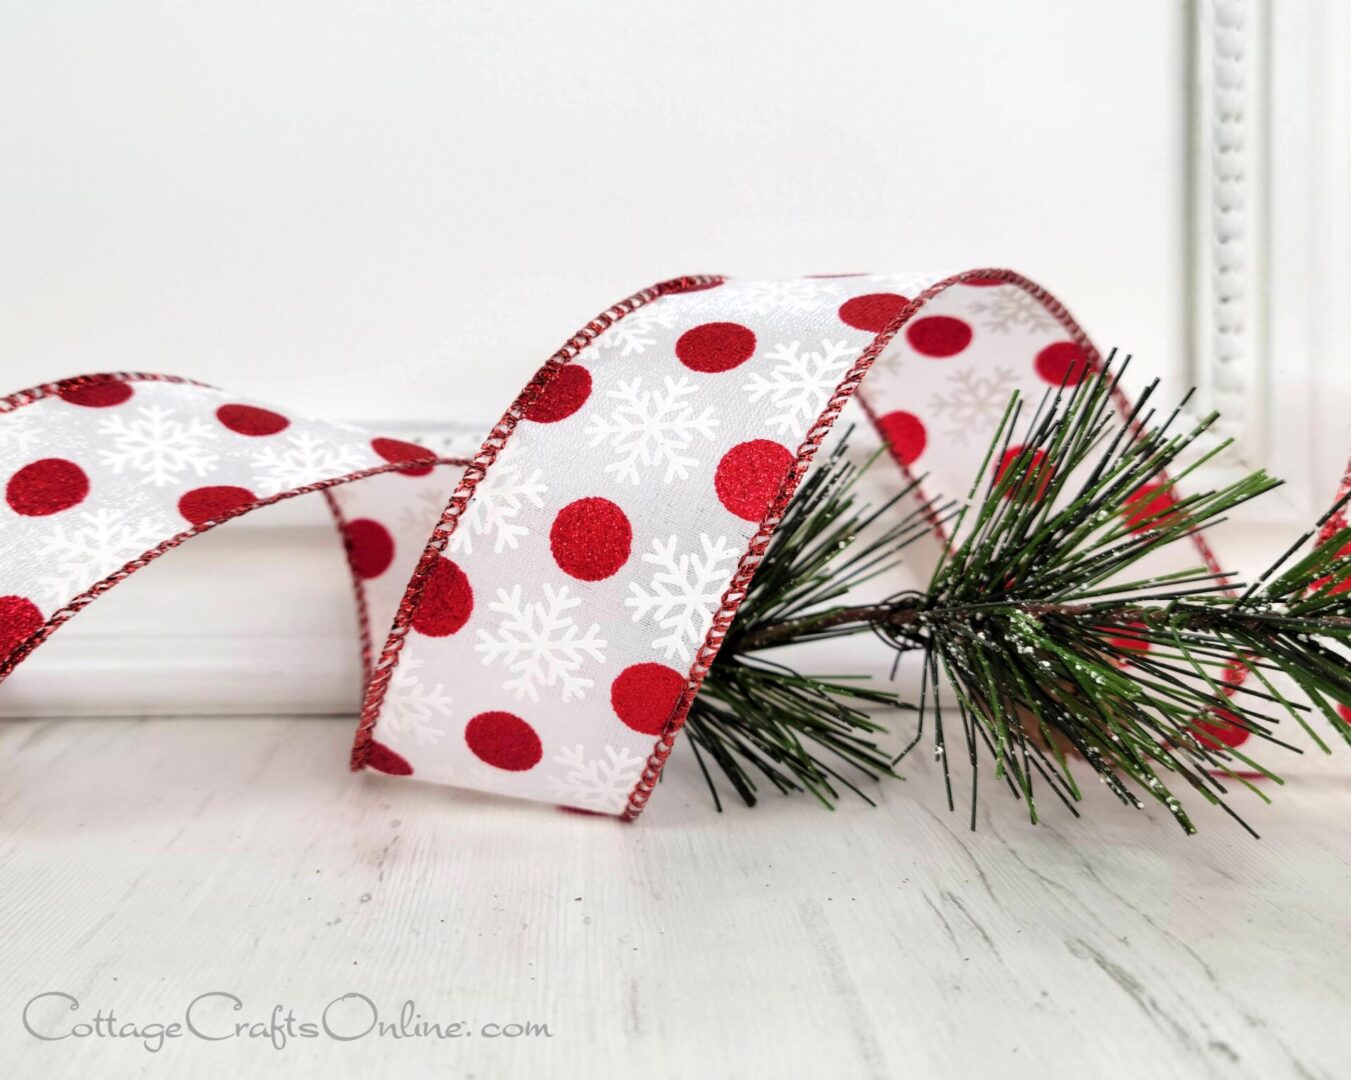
[1,710,1348,1079]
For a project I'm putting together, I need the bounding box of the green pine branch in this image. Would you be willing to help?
[695,357,1351,832]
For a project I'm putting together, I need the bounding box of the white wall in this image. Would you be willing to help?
[1,0,1189,426]
[16,1,1347,717]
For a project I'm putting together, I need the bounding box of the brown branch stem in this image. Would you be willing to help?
[731,597,1351,653]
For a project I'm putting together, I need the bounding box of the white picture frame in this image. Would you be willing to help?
[1190,0,1351,516]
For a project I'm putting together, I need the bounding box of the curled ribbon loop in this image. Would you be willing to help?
[0,270,1234,817]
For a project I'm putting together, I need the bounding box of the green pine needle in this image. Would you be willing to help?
[696,357,1351,833]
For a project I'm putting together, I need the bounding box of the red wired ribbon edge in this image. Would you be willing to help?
[0,270,1268,819]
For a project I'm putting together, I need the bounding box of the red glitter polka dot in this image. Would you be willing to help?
[344,518,395,579]
[371,436,435,478]
[525,365,592,423]
[996,446,1055,500]
[1338,703,1351,726]
[411,556,473,637]
[906,316,973,358]
[366,741,413,776]
[676,322,757,373]
[550,498,632,581]
[1222,659,1246,688]
[876,411,927,467]
[58,380,134,408]
[216,403,290,436]
[1102,619,1151,664]
[0,595,43,660]
[715,440,794,522]
[178,485,256,526]
[1314,539,1351,596]
[611,663,686,736]
[838,293,910,333]
[1329,540,1351,600]
[1194,709,1251,750]
[1035,342,1090,386]
[465,711,542,771]
[6,458,89,517]
[1122,482,1179,534]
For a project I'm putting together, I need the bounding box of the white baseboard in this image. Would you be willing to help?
[1,632,363,717]
[0,412,1307,721]
[1,419,484,718]
[0,517,366,718]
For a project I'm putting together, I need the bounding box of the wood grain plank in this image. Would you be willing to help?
[0,714,1347,1079]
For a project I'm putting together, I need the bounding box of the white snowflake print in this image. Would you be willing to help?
[250,432,370,495]
[475,583,607,703]
[967,285,1058,334]
[448,446,546,556]
[546,744,644,814]
[0,409,42,458]
[379,656,453,745]
[97,405,218,487]
[34,507,165,606]
[626,533,741,662]
[742,338,859,440]
[461,761,506,790]
[871,339,908,377]
[395,484,453,540]
[721,278,843,316]
[928,366,1019,443]
[578,308,679,361]
[584,375,718,485]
